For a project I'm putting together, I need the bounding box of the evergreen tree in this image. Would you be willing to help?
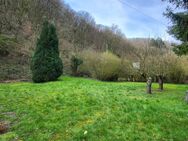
[31,21,63,83]
[163,0,188,55]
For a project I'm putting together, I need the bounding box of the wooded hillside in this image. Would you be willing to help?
[0,0,187,83]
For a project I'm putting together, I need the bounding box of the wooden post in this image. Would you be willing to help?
[186,91,188,103]
[147,77,152,94]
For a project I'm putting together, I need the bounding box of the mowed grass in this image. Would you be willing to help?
[0,76,188,141]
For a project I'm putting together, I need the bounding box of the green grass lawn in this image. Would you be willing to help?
[0,76,188,141]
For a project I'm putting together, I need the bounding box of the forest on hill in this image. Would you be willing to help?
[0,0,188,83]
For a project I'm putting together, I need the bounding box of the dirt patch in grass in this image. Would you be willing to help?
[0,121,10,134]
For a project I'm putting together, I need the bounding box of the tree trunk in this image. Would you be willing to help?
[146,77,152,94]
[158,75,164,91]
[155,76,158,83]
[142,73,147,82]
[73,66,78,76]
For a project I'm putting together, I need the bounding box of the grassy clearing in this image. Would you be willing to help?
[0,76,188,141]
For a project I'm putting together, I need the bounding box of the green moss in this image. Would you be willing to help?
[0,76,188,141]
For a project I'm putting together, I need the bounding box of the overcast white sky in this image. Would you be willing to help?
[64,0,175,41]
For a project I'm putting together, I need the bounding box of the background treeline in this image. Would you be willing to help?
[0,0,187,83]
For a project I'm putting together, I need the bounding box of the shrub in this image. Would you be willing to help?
[180,56,188,77]
[163,54,186,83]
[31,21,63,83]
[71,55,83,76]
[79,50,121,81]
[168,63,185,83]
[118,58,136,81]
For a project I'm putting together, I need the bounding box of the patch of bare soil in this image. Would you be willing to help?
[0,121,10,134]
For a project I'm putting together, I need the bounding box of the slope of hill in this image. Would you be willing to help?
[0,0,134,81]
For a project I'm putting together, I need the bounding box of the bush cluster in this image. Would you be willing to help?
[73,49,188,83]
[78,50,121,81]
